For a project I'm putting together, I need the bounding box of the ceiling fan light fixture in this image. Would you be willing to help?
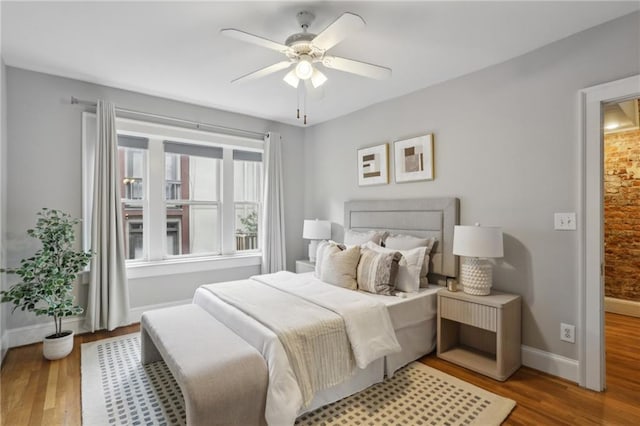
[283,69,300,88]
[295,56,314,80]
[311,68,327,88]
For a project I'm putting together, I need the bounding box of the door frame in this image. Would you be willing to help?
[579,74,640,391]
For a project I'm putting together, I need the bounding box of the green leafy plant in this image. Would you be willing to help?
[0,209,93,338]
[237,210,258,235]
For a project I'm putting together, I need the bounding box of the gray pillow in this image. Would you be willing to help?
[357,247,401,295]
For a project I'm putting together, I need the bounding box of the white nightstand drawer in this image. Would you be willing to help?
[440,297,497,332]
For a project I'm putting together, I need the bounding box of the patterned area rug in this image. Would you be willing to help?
[81,333,186,425]
[82,333,515,425]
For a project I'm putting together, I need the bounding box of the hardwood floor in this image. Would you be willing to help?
[421,312,640,425]
[1,313,638,425]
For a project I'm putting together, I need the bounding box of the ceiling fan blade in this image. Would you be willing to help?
[221,29,291,54]
[322,56,391,80]
[231,61,292,84]
[311,12,365,51]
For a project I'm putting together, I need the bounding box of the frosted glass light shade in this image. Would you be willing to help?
[453,225,504,258]
[283,70,300,88]
[295,59,313,80]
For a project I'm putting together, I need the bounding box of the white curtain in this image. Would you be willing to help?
[85,100,130,332]
[261,132,287,273]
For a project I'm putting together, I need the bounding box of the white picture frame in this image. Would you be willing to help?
[357,143,389,186]
[394,134,434,183]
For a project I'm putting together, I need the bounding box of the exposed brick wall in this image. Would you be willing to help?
[604,128,640,301]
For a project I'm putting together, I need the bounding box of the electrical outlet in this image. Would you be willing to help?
[561,323,575,343]
[554,213,576,230]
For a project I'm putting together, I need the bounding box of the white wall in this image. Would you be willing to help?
[303,12,640,362]
[4,68,305,338]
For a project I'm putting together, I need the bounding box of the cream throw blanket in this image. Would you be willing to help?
[253,272,402,369]
[204,280,354,406]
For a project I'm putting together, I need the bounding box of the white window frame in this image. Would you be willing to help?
[82,113,264,278]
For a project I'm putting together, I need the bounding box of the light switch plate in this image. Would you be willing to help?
[554,212,576,230]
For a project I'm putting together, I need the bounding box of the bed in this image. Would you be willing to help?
[193,197,459,425]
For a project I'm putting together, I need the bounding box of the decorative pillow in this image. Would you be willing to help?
[364,241,426,293]
[384,234,436,287]
[314,240,345,278]
[384,234,436,251]
[320,245,361,290]
[357,247,401,295]
[344,229,387,247]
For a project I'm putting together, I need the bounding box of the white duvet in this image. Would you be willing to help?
[193,271,401,426]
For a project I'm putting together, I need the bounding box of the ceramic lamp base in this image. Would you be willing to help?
[308,240,319,263]
[460,257,492,296]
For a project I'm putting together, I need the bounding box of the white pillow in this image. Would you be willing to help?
[384,234,436,287]
[344,229,387,246]
[363,241,426,293]
[384,234,436,251]
[320,245,361,290]
[314,240,344,278]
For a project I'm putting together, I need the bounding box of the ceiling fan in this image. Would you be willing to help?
[221,11,392,89]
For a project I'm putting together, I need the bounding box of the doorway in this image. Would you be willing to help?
[581,74,640,391]
[603,98,640,317]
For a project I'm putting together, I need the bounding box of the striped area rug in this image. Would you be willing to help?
[81,333,515,425]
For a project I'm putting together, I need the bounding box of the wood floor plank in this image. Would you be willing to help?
[1,314,638,425]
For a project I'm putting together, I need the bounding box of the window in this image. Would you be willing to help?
[234,150,263,252]
[118,135,148,260]
[83,113,264,269]
[163,142,222,257]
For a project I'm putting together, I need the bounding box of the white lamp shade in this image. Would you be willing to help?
[453,225,504,258]
[303,219,331,240]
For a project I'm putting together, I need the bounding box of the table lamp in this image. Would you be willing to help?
[303,219,331,262]
[452,223,504,295]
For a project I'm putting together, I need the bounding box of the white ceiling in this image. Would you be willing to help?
[2,1,638,127]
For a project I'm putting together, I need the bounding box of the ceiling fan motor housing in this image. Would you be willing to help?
[285,11,323,59]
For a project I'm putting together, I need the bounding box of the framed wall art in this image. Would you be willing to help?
[394,134,434,183]
[357,143,389,186]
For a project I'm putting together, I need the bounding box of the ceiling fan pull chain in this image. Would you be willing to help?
[303,85,307,125]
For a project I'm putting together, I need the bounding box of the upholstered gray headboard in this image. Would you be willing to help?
[344,198,459,285]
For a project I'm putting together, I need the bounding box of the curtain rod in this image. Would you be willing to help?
[70,96,267,140]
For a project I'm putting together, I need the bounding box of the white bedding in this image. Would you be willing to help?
[202,279,354,407]
[193,271,402,426]
[253,271,401,368]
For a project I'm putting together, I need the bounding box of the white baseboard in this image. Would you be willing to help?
[605,297,640,318]
[128,299,192,323]
[7,317,90,348]
[1,331,8,364]
[522,345,579,383]
[6,299,193,349]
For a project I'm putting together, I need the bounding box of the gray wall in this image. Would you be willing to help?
[5,68,305,330]
[303,12,640,360]
[1,56,7,360]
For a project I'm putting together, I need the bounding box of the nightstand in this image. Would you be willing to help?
[295,259,315,273]
[437,289,521,381]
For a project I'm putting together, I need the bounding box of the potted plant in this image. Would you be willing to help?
[1,209,93,360]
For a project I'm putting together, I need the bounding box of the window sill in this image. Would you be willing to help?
[125,253,262,279]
